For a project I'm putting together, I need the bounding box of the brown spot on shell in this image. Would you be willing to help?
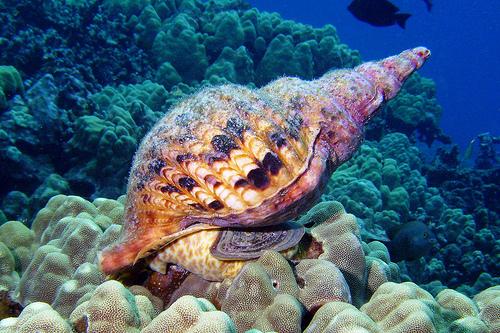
[178,177,197,191]
[160,184,179,193]
[189,203,207,211]
[204,175,221,187]
[234,179,249,188]
[208,200,224,210]
[205,152,227,165]
[211,134,239,155]
[225,117,247,139]
[148,159,166,174]
[262,152,282,175]
[178,134,195,144]
[176,153,195,163]
[247,168,269,189]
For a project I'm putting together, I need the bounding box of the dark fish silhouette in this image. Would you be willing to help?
[348,0,411,29]
[385,221,436,262]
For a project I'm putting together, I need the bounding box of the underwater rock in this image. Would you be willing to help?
[26,74,69,143]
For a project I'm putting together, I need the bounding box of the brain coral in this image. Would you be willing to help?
[473,286,500,331]
[142,295,235,333]
[304,282,496,333]
[0,196,497,332]
[219,252,304,332]
[296,201,367,306]
[0,302,71,333]
[12,195,125,315]
[69,280,158,332]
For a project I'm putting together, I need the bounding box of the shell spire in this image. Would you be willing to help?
[354,46,430,123]
[99,47,430,276]
[314,46,430,164]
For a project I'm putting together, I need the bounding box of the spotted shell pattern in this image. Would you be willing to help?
[100,47,431,276]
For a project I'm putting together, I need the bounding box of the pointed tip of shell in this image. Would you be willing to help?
[412,46,431,58]
[406,46,431,69]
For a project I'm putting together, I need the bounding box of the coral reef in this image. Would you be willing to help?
[11,195,124,317]
[424,144,499,229]
[0,0,497,331]
[0,66,23,111]
[384,73,450,146]
[0,221,34,293]
[321,132,498,293]
[0,197,497,332]
[0,0,360,215]
[303,282,498,333]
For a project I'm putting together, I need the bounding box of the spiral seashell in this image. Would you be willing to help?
[99,47,431,279]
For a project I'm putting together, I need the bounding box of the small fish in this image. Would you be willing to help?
[385,221,436,262]
[463,138,476,161]
[348,0,411,29]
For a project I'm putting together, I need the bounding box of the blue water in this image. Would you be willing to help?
[248,0,500,151]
